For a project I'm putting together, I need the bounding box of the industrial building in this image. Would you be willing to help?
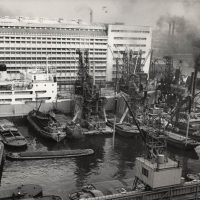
[0,16,152,84]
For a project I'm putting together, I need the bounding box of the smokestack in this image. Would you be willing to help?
[172,20,175,36]
[168,22,172,36]
[90,9,93,24]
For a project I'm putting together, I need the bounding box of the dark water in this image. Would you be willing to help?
[1,117,200,199]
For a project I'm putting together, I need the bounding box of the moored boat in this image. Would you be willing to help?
[107,119,139,137]
[186,173,200,181]
[6,149,94,160]
[0,184,43,199]
[164,130,200,150]
[69,184,104,200]
[0,119,27,148]
[27,110,66,142]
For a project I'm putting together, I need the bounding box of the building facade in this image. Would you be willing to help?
[107,23,152,81]
[0,17,152,84]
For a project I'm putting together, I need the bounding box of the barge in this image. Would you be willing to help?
[6,149,94,160]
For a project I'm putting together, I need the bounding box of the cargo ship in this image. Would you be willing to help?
[0,64,71,117]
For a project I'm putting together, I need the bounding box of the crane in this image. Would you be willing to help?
[120,93,176,191]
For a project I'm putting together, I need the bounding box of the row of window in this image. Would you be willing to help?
[1,55,107,59]
[57,76,106,80]
[111,30,150,33]
[5,60,106,65]
[2,61,106,65]
[0,36,107,42]
[0,47,107,52]
[113,50,145,54]
[0,26,102,31]
[115,44,146,47]
[0,52,107,56]
[114,37,147,40]
[0,26,105,32]
[0,40,107,45]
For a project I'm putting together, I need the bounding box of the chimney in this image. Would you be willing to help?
[172,20,175,36]
[168,22,172,36]
[90,9,93,24]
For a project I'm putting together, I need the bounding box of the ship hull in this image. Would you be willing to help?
[164,131,200,150]
[6,149,94,160]
[0,99,72,118]
[0,96,114,118]
[27,110,66,142]
[107,120,139,137]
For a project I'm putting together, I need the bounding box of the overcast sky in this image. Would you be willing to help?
[0,0,199,27]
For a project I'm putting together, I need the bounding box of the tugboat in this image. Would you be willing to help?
[27,108,66,142]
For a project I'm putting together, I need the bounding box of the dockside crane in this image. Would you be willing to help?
[120,94,182,191]
[73,49,107,124]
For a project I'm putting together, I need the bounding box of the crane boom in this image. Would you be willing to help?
[120,93,167,161]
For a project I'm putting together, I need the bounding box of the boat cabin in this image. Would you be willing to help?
[135,155,182,189]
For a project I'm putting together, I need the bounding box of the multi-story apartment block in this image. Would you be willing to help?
[107,23,152,81]
[0,17,152,84]
[0,17,108,86]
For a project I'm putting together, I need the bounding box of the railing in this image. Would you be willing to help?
[84,182,200,200]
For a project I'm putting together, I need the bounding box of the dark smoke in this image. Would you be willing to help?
[155,14,200,56]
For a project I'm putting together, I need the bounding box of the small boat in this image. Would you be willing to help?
[0,119,27,148]
[107,119,139,137]
[186,173,200,181]
[164,130,200,150]
[69,179,135,200]
[6,149,94,160]
[81,118,113,136]
[65,118,113,139]
[69,184,104,200]
[0,184,43,199]
[27,110,66,142]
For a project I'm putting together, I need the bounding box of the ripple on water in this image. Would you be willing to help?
[1,120,200,200]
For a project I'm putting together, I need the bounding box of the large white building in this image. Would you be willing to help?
[0,17,152,84]
[107,23,152,81]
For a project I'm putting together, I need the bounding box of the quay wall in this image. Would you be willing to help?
[0,96,115,118]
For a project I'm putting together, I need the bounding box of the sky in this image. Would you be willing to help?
[0,0,200,28]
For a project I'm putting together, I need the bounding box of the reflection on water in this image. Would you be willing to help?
[0,118,200,199]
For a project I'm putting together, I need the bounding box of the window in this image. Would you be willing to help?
[142,167,149,177]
